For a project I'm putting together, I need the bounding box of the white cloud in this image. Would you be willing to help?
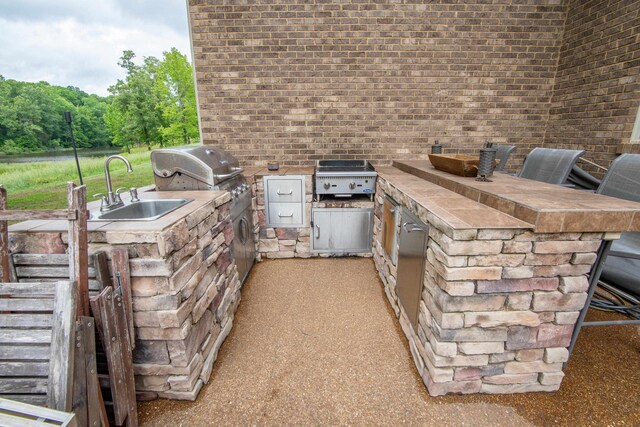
[0,0,191,96]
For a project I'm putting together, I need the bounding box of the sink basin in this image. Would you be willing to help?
[92,199,193,221]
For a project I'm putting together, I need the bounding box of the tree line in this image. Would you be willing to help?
[0,47,199,155]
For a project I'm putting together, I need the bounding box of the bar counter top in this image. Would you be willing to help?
[394,160,640,233]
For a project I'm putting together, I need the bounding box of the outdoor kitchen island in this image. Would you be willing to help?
[373,160,640,396]
[7,159,640,402]
[9,188,241,401]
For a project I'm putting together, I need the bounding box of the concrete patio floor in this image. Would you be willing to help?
[139,258,640,426]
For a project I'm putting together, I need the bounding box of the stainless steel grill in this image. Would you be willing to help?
[151,146,255,283]
[315,160,377,200]
[151,146,245,193]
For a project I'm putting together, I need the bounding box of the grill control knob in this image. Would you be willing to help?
[323,182,330,190]
[231,189,238,197]
[349,182,356,190]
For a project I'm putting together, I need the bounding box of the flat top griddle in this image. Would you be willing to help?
[316,160,375,175]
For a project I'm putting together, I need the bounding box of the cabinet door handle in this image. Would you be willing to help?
[278,212,294,217]
[315,223,320,239]
[277,188,293,195]
[239,218,248,243]
[402,221,425,233]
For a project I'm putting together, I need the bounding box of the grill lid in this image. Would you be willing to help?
[151,146,243,186]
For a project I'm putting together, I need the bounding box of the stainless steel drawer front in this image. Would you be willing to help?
[264,175,306,227]
[396,209,428,329]
[266,178,303,203]
[267,202,304,226]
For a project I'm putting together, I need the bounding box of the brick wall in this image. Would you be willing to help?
[189,1,567,167]
[543,0,640,175]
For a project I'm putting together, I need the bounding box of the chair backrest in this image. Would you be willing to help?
[494,145,516,172]
[0,280,76,411]
[518,147,585,184]
[597,154,640,203]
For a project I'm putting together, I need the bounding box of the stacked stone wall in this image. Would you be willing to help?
[10,195,241,401]
[373,177,602,395]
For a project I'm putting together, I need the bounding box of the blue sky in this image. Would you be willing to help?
[0,0,192,96]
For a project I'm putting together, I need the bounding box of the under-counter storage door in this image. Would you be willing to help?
[311,209,332,251]
[311,208,373,253]
[395,210,428,329]
[332,209,372,252]
[382,197,399,264]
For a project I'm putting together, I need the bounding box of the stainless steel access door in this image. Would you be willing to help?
[311,208,373,253]
[396,209,429,329]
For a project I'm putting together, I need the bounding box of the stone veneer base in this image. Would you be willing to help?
[373,176,602,396]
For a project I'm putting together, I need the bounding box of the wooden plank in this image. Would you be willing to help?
[8,255,18,283]
[94,252,111,291]
[0,412,49,427]
[13,254,95,266]
[0,379,47,394]
[80,317,109,427]
[111,249,135,349]
[0,362,49,377]
[0,210,77,221]
[90,287,128,426]
[0,186,9,283]
[47,280,76,412]
[72,320,88,427]
[0,345,50,360]
[0,282,57,296]
[0,330,51,344]
[0,299,54,312]
[0,395,48,407]
[0,397,77,425]
[114,293,138,427]
[15,267,97,279]
[68,184,89,318]
[0,314,52,328]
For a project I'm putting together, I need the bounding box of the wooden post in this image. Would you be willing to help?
[0,186,10,283]
[111,249,135,349]
[68,183,89,318]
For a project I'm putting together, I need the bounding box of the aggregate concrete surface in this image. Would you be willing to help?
[139,258,640,426]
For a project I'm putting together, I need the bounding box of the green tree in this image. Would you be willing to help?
[106,51,164,150]
[154,48,199,146]
[0,76,112,154]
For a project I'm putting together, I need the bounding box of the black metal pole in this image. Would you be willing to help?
[64,111,84,185]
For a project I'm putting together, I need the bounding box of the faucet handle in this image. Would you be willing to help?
[93,193,108,211]
[129,187,140,202]
[115,187,129,195]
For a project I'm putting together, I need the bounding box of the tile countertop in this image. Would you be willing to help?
[9,187,229,234]
[246,166,315,178]
[394,160,640,233]
[376,167,532,231]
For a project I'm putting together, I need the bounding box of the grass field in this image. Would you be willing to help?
[0,148,161,210]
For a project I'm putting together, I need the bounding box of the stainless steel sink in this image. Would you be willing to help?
[92,199,193,221]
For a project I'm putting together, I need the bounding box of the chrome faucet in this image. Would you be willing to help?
[94,155,133,211]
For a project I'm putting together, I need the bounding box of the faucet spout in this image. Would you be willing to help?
[102,155,133,210]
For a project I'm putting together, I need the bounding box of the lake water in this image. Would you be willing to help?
[0,148,122,163]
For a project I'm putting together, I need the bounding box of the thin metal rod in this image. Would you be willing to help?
[568,239,613,355]
[64,112,84,185]
[578,157,608,171]
[581,319,640,327]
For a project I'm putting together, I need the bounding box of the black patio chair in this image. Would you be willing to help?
[518,147,585,184]
[568,153,640,355]
[494,145,516,172]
